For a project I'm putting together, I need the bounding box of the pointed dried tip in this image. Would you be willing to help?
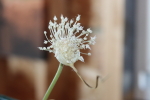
[79,56,84,62]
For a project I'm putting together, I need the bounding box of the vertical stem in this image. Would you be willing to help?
[42,63,64,100]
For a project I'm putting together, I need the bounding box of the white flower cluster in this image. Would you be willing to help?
[38,15,96,67]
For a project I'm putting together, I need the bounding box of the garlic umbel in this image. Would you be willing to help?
[39,15,98,89]
[39,15,95,67]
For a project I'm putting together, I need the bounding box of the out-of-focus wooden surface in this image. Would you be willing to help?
[0,56,48,100]
[0,0,124,100]
[0,58,8,94]
[0,57,35,100]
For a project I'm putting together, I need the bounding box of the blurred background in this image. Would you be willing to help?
[0,0,150,100]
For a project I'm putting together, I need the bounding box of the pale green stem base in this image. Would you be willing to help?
[42,63,64,100]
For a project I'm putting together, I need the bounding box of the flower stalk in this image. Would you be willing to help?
[42,63,64,100]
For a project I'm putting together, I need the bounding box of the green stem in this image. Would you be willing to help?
[42,63,64,100]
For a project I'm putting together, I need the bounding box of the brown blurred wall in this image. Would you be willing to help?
[0,0,124,100]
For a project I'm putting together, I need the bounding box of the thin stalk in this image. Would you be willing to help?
[42,63,64,100]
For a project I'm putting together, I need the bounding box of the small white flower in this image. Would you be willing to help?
[44,40,48,44]
[47,47,50,49]
[39,15,96,69]
[76,15,80,21]
[60,14,64,20]
[87,28,92,33]
[53,16,57,21]
[88,53,91,56]
[43,47,46,50]
[38,47,43,50]
[85,44,91,50]
[44,31,47,34]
